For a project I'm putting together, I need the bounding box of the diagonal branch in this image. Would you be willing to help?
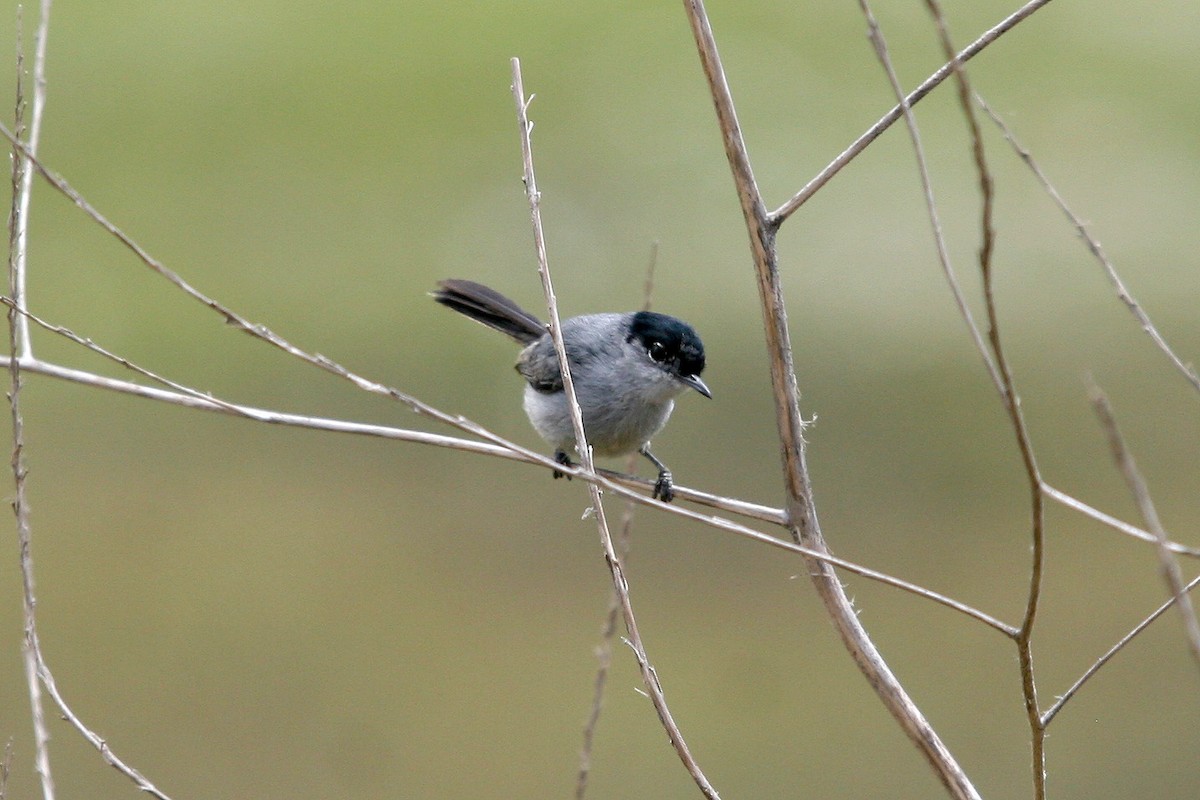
[1042,573,1200,726]
[511,58,721,799]
[1088,382,1200,669]
[772,0,1055,224]
[977,97,1200,395]
[684,2,981,798]
[856,0,1002,394]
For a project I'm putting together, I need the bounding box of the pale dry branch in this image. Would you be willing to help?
[0,118,794,527]
[0,3,1013,633]
[1042,484,1200,557]
[1042,573,1200,727]
[511,57,721,800]
[7,21,54,799]
[773,0,1055,223]
[0,296,251,417]
[575,591,620,800]
[920,2,1048,794]
[977,96,1200,394]
[10,0,50,360]
[577,244,658,800]
[684,1,982,797]
[856,0,1003,396]
[1088,383,1200,669]
[1,341,1009,633]
[0,119,540,459]
[0,740,11,800]
[11,5,1189,796]
[9,7,172,796]
[31,657,173,800]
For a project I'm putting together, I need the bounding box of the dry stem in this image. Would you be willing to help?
[685,1,982,797]
[511,58,720,799]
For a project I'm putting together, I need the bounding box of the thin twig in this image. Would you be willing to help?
[0,346,1018,636]
[0,265,1014,632]
[575,593,619,800]
[0,740,12,800]
[856,0,1003,396]
[0,120,529,454]
[0,40,1016,776]
[920,3,1047,794]
[1042,573,1200,726]
[0,296,251,417]
[7,21,54,799]
[511,58,721,799]
[772,0,1055,224]
[1041,484,1200,557]
[1088,382,1200,669]
[0,121,791,528]
[33,657,172,799]
[11,0,51,360]
[577,244,659,800]
[977,96,1200,394]
[684,2,982,797]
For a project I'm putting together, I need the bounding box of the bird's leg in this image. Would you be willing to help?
[553,449,573,480]
[639,445,675,503]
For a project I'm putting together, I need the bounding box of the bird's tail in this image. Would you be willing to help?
[432,279,547,344]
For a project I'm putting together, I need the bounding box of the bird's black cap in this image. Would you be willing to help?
[627,311,707,384]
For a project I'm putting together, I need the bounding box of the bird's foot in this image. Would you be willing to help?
[553,450,574,480]
[652,469,675,503]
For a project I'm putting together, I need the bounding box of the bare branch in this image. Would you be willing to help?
[856,0,1003,395]
[1043,573,1200,726]
[3,341,1012,637]
[918,3,1049,795]
[977,97,1200,394]
[1042,484,1200,558]
[32,659,173,799]
[0,119,797,533]
[511,58,721,799]
[772,0,1055,224]
[7,17,55,797]
[577,245,658,800]
[10,0,52,360]
[684,2,982,797]
[0,173,1012,636]
[1088,382,1200,669]
[0,739,12,800]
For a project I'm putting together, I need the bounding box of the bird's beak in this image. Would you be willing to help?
[680,373,712,399]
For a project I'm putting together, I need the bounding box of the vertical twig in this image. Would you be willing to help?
[7,9,174,799]
[856,0,1003,394]
[8,15,55,799]
[0,739,12,800]
[1088,383,1200,669]
[11,0,51,360]
[921,3,1047,794]
[576,244,658,800]
[510,58,721,800]
[682,3,981,798]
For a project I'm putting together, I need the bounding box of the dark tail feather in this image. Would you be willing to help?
[432,279,546,344]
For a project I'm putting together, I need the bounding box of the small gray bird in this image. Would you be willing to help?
[433,279,711,502]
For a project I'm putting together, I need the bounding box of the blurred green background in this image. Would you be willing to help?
[0,1,1197,797]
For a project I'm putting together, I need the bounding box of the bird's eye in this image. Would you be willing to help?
[647,341,669,363]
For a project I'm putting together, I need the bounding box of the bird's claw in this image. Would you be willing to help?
[553,450,573,480]
[652,469,675,503]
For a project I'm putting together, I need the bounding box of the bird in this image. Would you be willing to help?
[432,279,711,502]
